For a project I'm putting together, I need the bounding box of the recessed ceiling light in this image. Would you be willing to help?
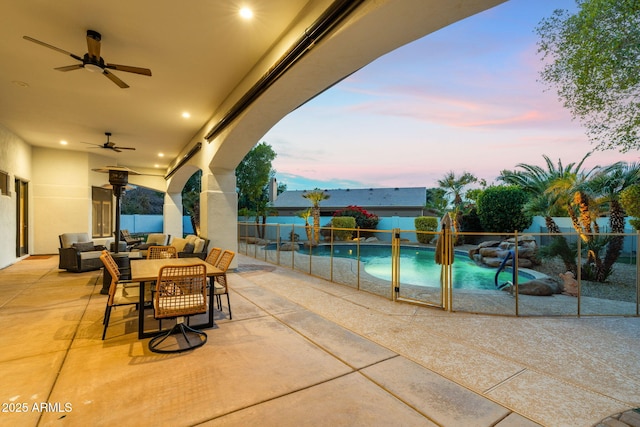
[182,112,191,118]
[158,153,164,157]
[60,140,68,145]
[239,7,253,19]
[154,164,160,168]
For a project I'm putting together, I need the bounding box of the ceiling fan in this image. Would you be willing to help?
[82,132,135,152]
[23,29,152,88]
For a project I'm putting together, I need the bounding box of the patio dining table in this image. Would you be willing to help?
[130,257,223,339]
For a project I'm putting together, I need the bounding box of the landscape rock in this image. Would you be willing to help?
[559,271,579,296]
[501,277,562,296]
[501,282,554,296]
[279,242,299,251]
[469,237,540,270]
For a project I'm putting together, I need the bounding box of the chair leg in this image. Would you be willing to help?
[148,318,207,354]
[226,293,232,319]
[103,304,109,325]
[102,307,112,340]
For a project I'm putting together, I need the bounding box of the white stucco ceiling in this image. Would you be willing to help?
[0,0,505,176]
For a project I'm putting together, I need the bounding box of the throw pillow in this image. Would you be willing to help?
[182,243,195,254]
[72,241,95,252]
[171,237,188,252]
[194,238,206,254]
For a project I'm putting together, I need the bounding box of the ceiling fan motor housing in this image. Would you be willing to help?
[86,29,101,42]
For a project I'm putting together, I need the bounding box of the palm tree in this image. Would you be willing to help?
[437,171,477,208]
[297,208,313,242]
[499,153,594,234]
[302,189,330,245]
[499,153,598,274]
[437,171,477,238]
[583,161,640,281]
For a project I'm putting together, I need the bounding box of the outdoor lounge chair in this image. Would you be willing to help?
[58,233,108,272]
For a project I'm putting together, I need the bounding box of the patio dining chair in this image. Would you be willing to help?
[148,264,208,353]
[212,250,235,319]
[205,247,222,266]
[147,245,178,259]
[100,250,147,340]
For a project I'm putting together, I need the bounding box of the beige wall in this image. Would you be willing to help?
[0,125,32,269]
[31,148,92,254]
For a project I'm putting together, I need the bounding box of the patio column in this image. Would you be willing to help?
[164,191,183,241]
[200,169,237,266]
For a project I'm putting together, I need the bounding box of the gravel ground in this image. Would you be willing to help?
[534,257,638,302]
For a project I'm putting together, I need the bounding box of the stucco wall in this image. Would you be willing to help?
[31,148,92,254]
[0,125,32,269]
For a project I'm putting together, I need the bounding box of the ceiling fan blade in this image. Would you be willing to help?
[116,147,136,151]
[113,148,122,153]
[86,30,101,59]
[79,142,102,148]
[55,64,84,72]
[106,63,152,76]
[103,69,129,88]
[23,36,83,61]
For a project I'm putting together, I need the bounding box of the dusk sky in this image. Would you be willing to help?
[261,0,639,191]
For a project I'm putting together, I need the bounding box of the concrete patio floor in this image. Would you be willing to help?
[1,254,640,427]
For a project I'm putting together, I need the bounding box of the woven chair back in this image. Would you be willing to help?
[154,264,207,319]
[205,247,222,265]
[216,250,235,273]
[147,245,178,259]
[100,251,121,306]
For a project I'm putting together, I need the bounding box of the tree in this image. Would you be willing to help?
[236,142,277,238]
[477,186,532,233]
[437,171,477,208]
[121,187,164,215]
[182,171,202,235]
[437,171,478,241]
[297,208,313,242]
[302,189,330,245]
[536,0,640,152]
[424,188,448,216]
[582,161,640,280]
[498,153,594,234]
[620,184,640,229]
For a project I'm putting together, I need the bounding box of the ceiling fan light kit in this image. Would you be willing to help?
[23,29,152,88]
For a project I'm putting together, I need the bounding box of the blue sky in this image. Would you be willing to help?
[261,0,639,191]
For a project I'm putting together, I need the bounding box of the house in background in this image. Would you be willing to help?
[272,187,427,218]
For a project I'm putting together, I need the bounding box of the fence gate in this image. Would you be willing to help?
[393,228,451,310]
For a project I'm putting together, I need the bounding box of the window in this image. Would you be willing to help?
[92,186,112,238]
[0,170,9,195]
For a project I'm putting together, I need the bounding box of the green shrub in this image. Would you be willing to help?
[621,184,640,230]
[331,216,356,240]
[459,207,483,244]
[333,205,379,230]
[477,186,532,233]
[414,216,438,244]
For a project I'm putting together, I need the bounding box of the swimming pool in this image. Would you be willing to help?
[298,244,533,290]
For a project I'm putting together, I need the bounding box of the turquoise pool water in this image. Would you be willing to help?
[298,244,532,290]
